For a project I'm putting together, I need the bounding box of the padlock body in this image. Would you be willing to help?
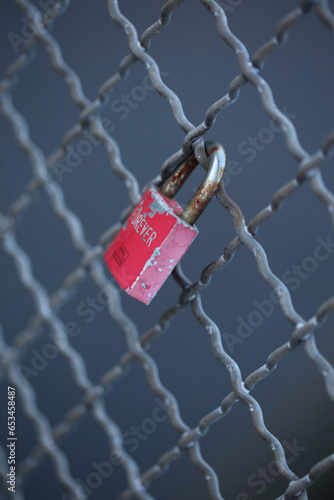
[104,186,198,304]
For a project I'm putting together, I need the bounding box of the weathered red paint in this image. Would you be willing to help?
[104,186,198,304]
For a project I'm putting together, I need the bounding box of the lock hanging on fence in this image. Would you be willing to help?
[104,141,226,304]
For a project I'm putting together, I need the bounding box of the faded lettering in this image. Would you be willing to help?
[131,208,157,247]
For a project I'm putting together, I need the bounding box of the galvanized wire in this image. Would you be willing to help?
[0,1,334,499]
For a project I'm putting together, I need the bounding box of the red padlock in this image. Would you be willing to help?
[104,142,226,304]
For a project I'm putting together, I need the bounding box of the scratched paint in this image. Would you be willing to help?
[104,186,198,304]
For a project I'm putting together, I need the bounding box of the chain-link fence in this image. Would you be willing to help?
[1,1,334,499]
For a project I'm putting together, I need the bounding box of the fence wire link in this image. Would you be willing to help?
[0,0,334,499]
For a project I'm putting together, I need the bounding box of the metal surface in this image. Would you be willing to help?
[160,142,226,225]
[0,1,333,499]
[104,186,199,304]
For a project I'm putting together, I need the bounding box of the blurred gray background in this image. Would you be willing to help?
[1,1,334,499]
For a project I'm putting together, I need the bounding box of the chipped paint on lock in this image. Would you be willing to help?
[104,186,198,304]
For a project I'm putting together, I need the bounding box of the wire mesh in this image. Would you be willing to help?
[0,1,334,499]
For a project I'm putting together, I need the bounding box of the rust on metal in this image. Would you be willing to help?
[208,145,219,154]
[160,154,198,198]
[159,141,226,226]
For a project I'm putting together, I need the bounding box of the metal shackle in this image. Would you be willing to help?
[159,141,226,225]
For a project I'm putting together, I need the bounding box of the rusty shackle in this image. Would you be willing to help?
[159,141,226,225]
